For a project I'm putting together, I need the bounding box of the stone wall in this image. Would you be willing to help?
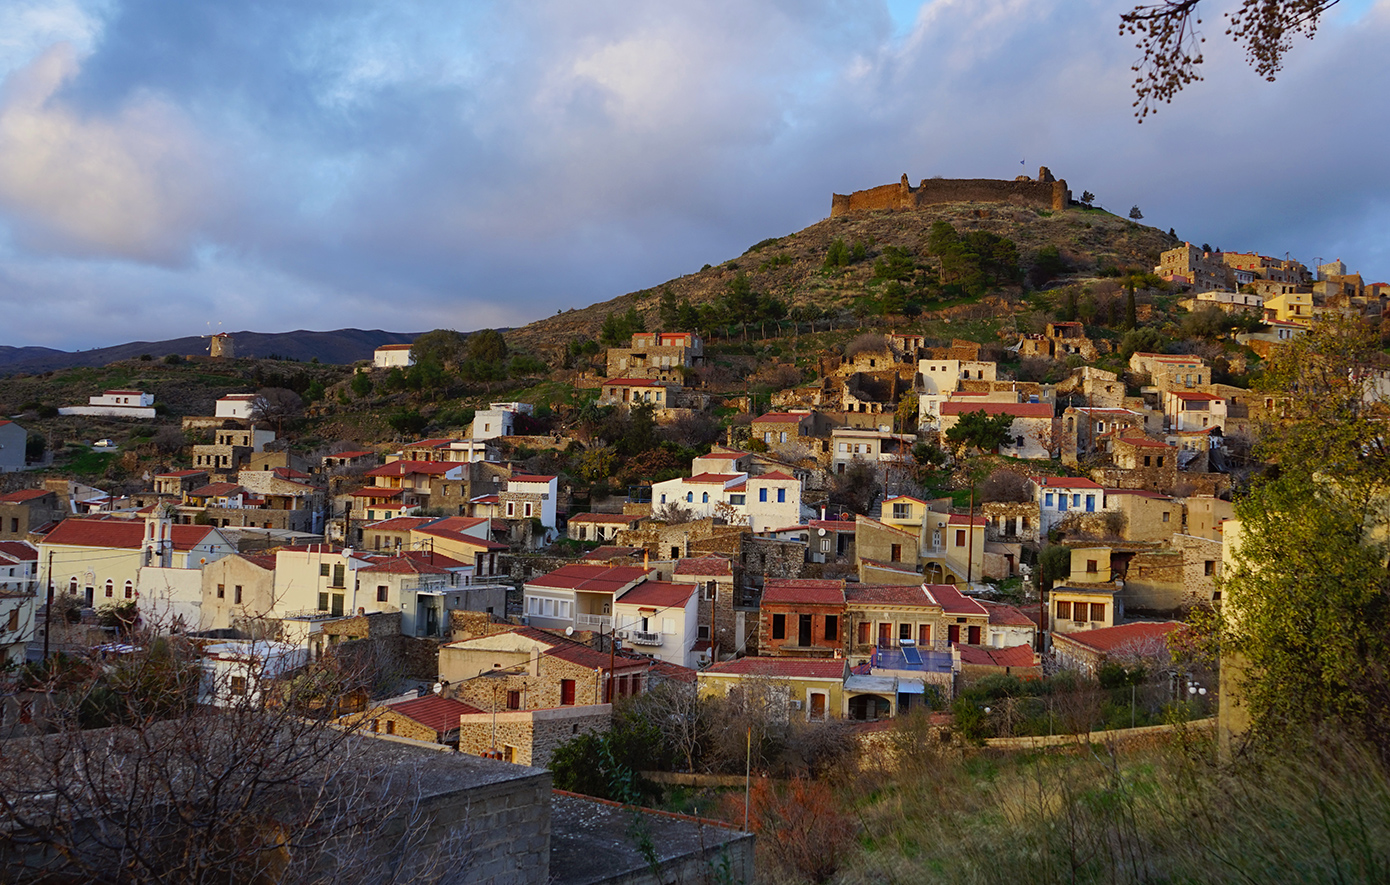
[741,537,806,581]
[1120,550,1184,614]
[1173,533,1223,608]
[457,705,612,768]
[982,501,1040,545]
[831,168,1071,216]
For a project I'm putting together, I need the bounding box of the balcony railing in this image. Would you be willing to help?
[629,630,662,646]
[576,614,611,631]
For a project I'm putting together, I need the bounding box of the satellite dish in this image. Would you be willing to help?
[817,528,827,537]
[565,626,574,636]
[433,682,443,695]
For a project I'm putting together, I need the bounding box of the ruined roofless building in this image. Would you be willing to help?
[831,167,1071,216]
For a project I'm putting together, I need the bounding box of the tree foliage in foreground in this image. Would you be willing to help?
[1222,315,1390,757]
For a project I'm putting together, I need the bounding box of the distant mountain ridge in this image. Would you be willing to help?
[0,329,423,374]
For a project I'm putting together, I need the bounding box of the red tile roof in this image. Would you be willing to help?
[647,660,698,684]
[1170,391,1223,401]
[239,552,277,571]
[941,401,1053,418]
[809,519,856,532]
[844,584,932,606]
[686,473,742,484]
[1054,621,1183,654]
[980,600,1035,627]
[704,658,846,680]
[753,471,797,482]
[582,546,644,561]
[44,518,220,551]
[359,550,467,575]
[527,564,652,594]
[958,644,1038,668]
[189,483,244,497]
[947,514,987,526]
[351,487,403,499]
[0,489,53,503]
[0,541,38,562]
[617,580,696,608]
[762,579,845,606]
[921,583,988,616]
[1033,476,1103,490]
[674,555,733,576]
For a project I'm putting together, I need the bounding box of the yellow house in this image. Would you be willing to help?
[865,501,989,585]
[1048,584,1121,635]
[1263,291,1314,327]
[697,657,847,721]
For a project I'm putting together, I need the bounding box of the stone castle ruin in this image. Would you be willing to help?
[831,166,1071,216]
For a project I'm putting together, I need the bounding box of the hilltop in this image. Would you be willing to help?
[0,328,420,374]
[505,201,1178,359]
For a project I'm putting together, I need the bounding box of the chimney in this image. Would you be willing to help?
[529,646,540,677]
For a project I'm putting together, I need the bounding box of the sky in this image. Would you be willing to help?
[0,0,1386,351]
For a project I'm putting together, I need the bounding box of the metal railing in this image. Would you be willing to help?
[630,630,662,646]
[576,613,611,630]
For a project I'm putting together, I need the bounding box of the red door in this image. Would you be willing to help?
[948,625,960,644]
[561,679,576,706]
[968,626,982,645]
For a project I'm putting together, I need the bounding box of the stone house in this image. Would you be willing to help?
[1051,620,1183,677]
[597,378,676,409]
[1059,407,1148,465]
[153,469,210,497]
[606,331,703,381]
[457,704,611,767]
[1173,533,1224,608]
[1164,390,1228,432]
[0,489,62,540]
[567,512,643,542]
[1103,490,1180,542]
[981,501,1040,546]
[439,625,651,709]
[500,474,558,531]
[750,411,819,452]
[671,555,741,658]
[843,583,946,658]
[1183,496,1233,540]
[758,578,846,658]
[1034,476,1106,535]
[353,695,483,745]
[1155,243,1235,291]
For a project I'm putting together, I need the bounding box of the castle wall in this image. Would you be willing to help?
[832,169,1071,217]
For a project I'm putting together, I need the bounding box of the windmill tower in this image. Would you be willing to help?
[205,322,235,358]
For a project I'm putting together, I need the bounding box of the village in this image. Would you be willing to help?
[0,236,1384,882]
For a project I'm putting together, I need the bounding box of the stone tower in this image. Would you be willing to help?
[210,332,235,359]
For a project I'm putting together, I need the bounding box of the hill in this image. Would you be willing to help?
[504,201,1177,359]
[0,328,421,374]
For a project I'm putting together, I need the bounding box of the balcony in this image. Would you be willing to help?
[576,613,611,631]
[629,630,662,647]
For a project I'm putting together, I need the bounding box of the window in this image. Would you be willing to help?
[332,564,345,587]
[8,608,18,631]
[9,518,17,533]
[507,690,521,710]
[701,492,709,504]
[318,592,329,612]
[230,676,247,696]
[1157,457,1165,467]
[857,621,870,644]
[524,502,533,517]
[729,494,745,505]
[892,502,910,519]
[1090,603,1106,621]
[776,489,786,503]
[759,488,768,503]
[1162,511,1170,523]
[233,585,242,604]
[320,564,330,577]
[506,501,516,516]
[698,625,710,639]
[385,720,395,735]
[1144,456,1152,467]
[125,581,134,600]
[1204,560,1216,576]
[899,622,912,641]
[1056,600,1072,620]
[685,492,693,503]
[217,583,225,599]
[955,530,966,547]
[890,544,902,563]
[771,613,786,640]
[1045,493,1054,507]
[377,585,389,602]
[824,615,839,641]
[69,577,77,595]
[702,581,717,601]
[1086,559,1097,573]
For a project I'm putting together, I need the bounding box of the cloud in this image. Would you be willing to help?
[1,0,1389,350]
[0,42,219,262]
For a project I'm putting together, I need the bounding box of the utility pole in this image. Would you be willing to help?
[43,550,53,661]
